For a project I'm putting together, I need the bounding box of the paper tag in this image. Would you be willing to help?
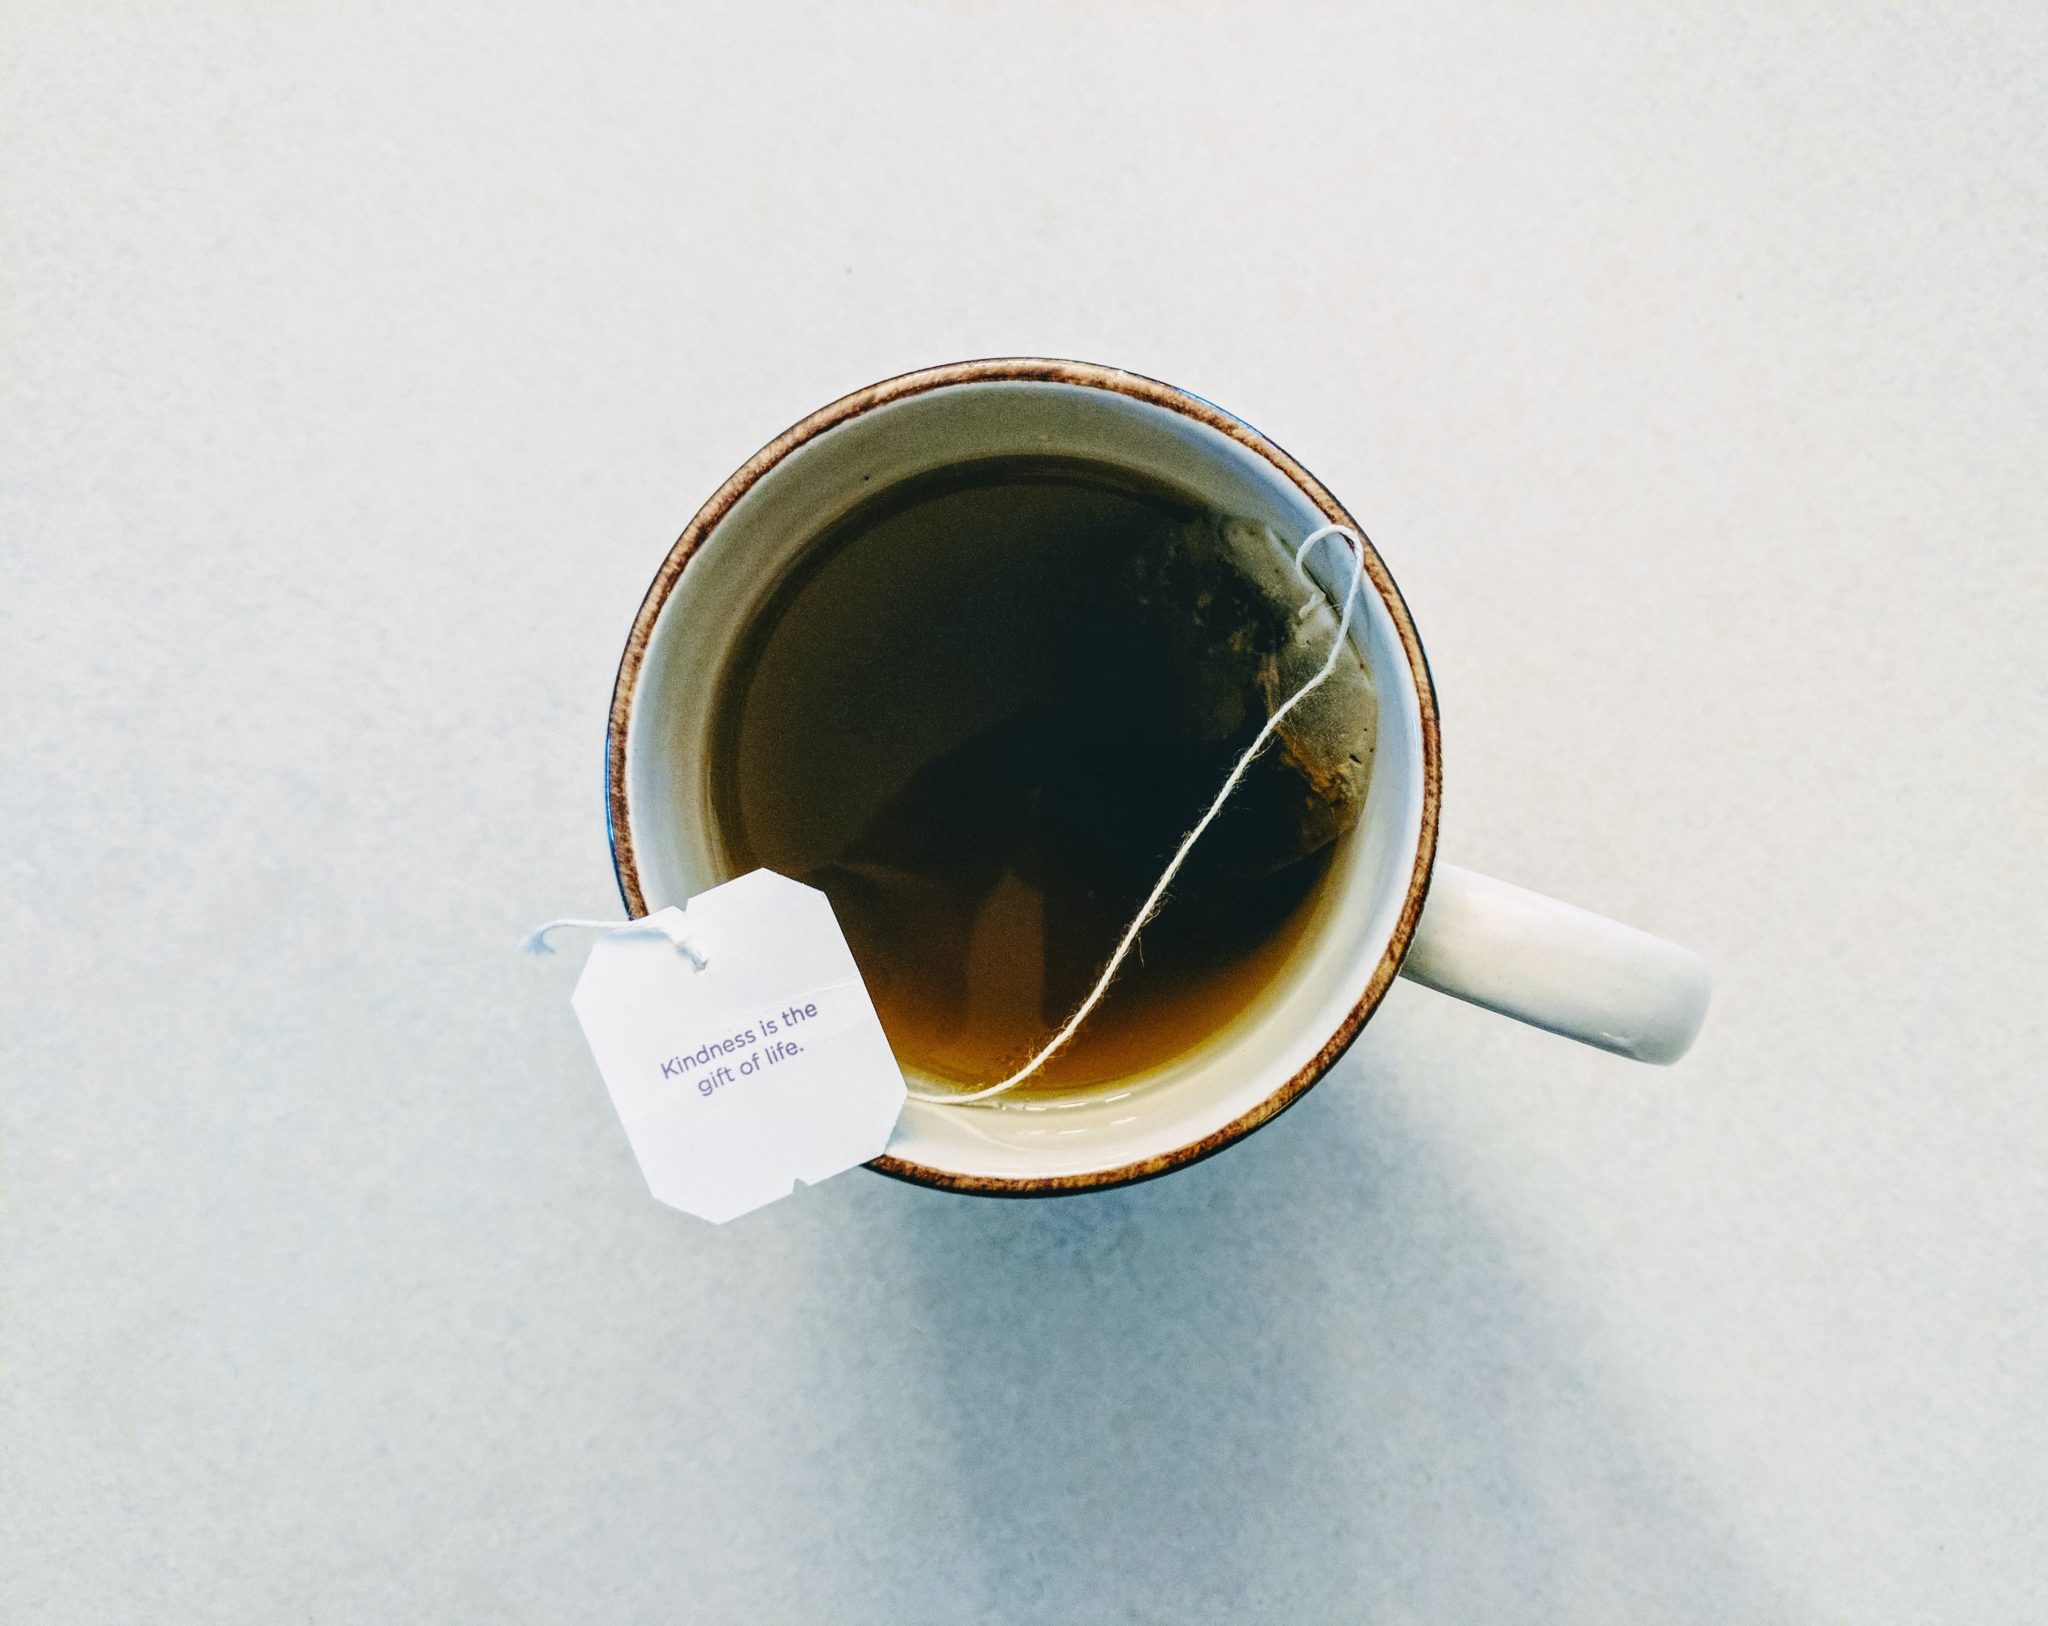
[568,869,907,1223]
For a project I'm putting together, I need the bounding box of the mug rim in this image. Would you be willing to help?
[606,357,1443,1196]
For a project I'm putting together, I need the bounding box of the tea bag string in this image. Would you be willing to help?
[904,522,1368,1107]
[520,524,1368,1109]
[522,917,707,969]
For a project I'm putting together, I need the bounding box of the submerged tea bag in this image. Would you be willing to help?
[1083,512,1379,880]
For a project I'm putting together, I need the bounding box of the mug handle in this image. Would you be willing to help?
[1398,864,1712,1064]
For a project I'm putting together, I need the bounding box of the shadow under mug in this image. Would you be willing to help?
[607,359,1710,1196]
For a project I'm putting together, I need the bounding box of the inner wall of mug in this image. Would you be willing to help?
[624,380,1426,1184]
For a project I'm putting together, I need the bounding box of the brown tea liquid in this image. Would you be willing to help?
[709,458,1344,1096]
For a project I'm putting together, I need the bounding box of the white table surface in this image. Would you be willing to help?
[6,6,2044,1621]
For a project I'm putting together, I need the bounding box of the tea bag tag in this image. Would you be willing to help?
[563,870,907,1223]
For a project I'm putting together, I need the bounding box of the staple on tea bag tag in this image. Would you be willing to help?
[551,870,907,1223]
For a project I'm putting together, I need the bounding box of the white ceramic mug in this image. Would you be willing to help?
[607,360,1710,1195]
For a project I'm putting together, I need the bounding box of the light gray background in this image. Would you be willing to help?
[5,5,2044,1621]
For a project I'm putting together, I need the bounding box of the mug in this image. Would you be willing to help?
[606,359,1710,1196]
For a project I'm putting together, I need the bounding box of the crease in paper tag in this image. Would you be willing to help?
[567,869,907,1223]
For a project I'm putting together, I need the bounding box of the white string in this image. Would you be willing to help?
[522,524,1369,1109]
[904,522,1368,1107]
[521,917,707,969]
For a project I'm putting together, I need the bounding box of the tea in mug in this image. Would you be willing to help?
[709,457,1376,1096]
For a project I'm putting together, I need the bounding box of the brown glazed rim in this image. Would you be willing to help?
[606,358,1442,1197]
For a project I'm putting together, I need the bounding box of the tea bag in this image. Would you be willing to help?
[1077,512,1378,881]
